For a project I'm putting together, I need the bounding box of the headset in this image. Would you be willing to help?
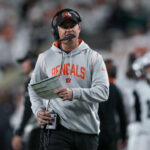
[51,8,82,41]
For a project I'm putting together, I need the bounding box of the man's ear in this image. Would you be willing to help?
[78,25,81,33]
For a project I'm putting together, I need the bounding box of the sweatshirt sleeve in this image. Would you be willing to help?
[72,52,109,103]
[28,54,48,117]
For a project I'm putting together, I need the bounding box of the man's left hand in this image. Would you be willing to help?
[54,88,73,101]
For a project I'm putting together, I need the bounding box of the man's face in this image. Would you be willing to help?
[21,59,32,75]
[145,65,150,80]
[57,20,81,42]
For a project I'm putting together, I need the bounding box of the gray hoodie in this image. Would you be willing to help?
[28,40,109,134]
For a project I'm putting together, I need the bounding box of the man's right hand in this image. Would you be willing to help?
[12,136,22,150]
[37,110,53,125]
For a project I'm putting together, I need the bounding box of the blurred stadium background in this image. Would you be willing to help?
[0,0,150,150]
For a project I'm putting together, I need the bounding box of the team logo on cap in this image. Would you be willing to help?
[62,12,72,18]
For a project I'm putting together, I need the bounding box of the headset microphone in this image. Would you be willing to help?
[59,34,75,41]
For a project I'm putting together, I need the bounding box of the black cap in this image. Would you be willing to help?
[17,51,37,63]
[56,11,79,26]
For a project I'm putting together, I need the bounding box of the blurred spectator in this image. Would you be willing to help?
[126,1,148,36]
[104,0,129,34]
[0,23,14,66]
[0,108,13,150]
[0,89,15,119]
[128,53,150,150]
[11,51,40,150]
[98,59,127,150]
[0,89,14,150]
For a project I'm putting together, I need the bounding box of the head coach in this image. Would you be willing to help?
[28,8,109,150]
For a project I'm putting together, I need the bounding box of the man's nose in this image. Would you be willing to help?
[65,27,73,31]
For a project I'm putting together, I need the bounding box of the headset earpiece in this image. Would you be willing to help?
[51,8,82,41]
[52,25,59,41]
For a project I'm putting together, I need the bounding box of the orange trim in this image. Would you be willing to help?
[78,39,82,44]
[62,12,72,18]
[54,41,61,47]
[54,39,82,48]
[109,77,115,83]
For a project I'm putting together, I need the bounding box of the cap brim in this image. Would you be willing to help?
[17,56,28,63]
[58,18,78,26]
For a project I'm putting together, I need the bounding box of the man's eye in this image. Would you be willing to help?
[61,24,76,29]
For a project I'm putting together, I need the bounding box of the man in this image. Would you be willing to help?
[28,8,109,150]
[12,51,40,150]
[129,53,150,150]
[98,59,127,150]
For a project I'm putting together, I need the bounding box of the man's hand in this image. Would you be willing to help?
[117,139,127,149]
[37,110,54,125]
[12,136,22,150]
[54,88,73,101]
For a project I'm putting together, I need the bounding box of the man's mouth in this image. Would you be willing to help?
[65,32,74,36]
